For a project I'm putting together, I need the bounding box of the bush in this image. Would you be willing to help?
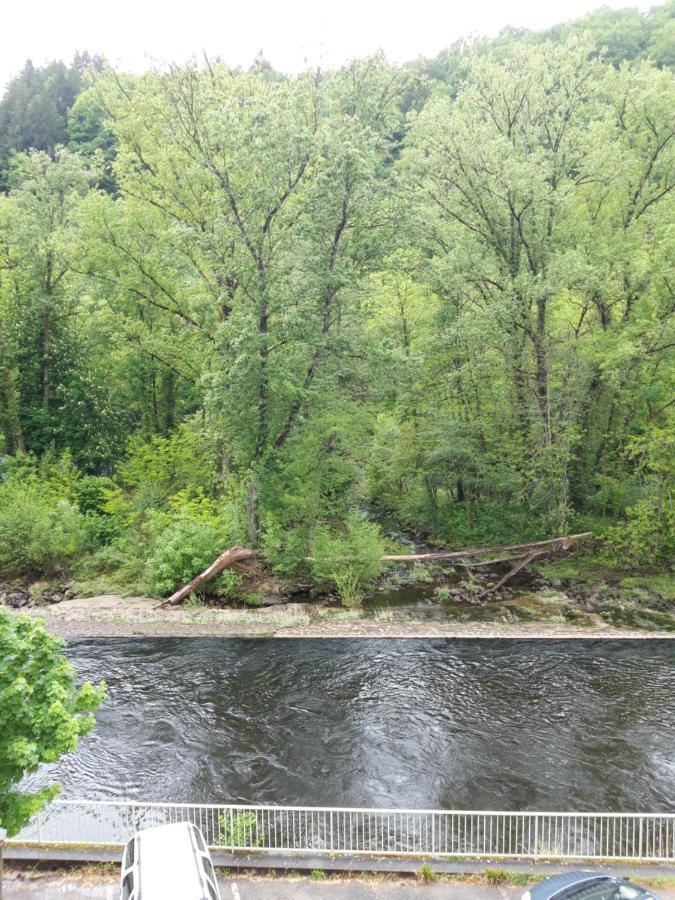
[143,515,227,597]
[142,494,243,597]
[0,479,84,578]
[218,811,264,847]
[71,475,116,514]
[603,499,674,568]
[311,512,384,606]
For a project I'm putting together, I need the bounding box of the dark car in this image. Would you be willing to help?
[522,871,659,900]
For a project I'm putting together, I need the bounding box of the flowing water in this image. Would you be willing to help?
[28,638,675,812]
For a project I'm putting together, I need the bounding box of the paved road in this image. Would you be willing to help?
[2,875,521,898]
[5,873,675,899]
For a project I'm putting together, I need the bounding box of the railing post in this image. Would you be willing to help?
[639,817,643,860]
[534,815,539,857]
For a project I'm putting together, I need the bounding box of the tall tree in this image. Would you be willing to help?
[88,58,405,542]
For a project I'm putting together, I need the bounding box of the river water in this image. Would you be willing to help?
[33,638,675,812]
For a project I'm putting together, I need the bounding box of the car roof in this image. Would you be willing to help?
[136,822,210,900]
[528,871,614,899]
[528,871,651,900]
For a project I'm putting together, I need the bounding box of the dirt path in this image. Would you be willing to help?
[11,594,675,638]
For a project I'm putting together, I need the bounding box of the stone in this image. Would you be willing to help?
[1,589,30,608]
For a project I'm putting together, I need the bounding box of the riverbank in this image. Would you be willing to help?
[11,593,675,637]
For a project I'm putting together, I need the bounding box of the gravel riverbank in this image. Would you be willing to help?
[10,594,675,638]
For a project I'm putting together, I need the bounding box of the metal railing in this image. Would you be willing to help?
[8,800,675,862]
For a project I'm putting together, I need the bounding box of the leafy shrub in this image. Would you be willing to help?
[143,515,227,597]
[603,499,674,568]
[81,512,122,548]
[218,811,264,847]
[142,492,244,597]
[601,425,674,569]
[73,475,117,514]
[259,518,311,575]
[0,479,84,578]
[311,512,384,606]
[0,608,106,836]
[118,426,218,504]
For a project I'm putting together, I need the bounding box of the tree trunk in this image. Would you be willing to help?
[42,304,50,412]
[246,481,258,547]
[534,295,550,441]
[160,546,261,606]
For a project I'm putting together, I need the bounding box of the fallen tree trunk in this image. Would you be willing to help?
[159,546,261,607]
[484,548,550,593]
[161,532,592,607]
[379,532,592,563]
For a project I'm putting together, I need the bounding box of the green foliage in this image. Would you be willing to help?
[419,862,437,883]
[0,55,100,188]
[602,425,675,568]
[0,608,106,836]
[604,500,675,569]
[0,19,673,589]
[485,869,510,885]
[118,428,218,504]
[311,512,385,606]
[143,507,236,598]
[218,811,264,848]
[0,477,84,578]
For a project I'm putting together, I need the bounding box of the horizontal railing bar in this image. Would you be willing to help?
[43,800,675,818]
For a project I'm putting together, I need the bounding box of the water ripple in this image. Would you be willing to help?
[23,638,675,812]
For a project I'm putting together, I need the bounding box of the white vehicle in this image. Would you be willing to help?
[120,821,221,900]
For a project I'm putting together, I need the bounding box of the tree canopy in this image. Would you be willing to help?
[0,5,672,593]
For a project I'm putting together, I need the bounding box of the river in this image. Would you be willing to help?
[27,637,675,813]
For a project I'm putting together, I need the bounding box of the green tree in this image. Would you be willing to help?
[0,55,101,190]
[90,57,406,546]
[0,150,129,467]
[0,608,105,836]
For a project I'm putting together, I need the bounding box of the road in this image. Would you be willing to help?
[4,873,675,899]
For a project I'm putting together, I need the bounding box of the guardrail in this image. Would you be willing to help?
[8,801,675,862]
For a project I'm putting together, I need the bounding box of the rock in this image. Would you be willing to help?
[0,589,30,608]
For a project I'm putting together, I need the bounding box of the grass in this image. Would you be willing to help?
[373,608,396,622]
[419,862,437,883]
[70,573,145,599]
[534,553,618,582]
[621,573,675,602]
[313,607,362,622]
[645,874,675,889]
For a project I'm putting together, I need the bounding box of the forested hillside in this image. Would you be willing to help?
[0,3,672,599]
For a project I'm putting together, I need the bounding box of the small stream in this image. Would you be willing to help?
[26,638,675,812]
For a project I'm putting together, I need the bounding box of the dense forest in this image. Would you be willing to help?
[0,3,673,602]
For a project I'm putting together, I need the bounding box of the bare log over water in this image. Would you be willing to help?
[379,532,592,562]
